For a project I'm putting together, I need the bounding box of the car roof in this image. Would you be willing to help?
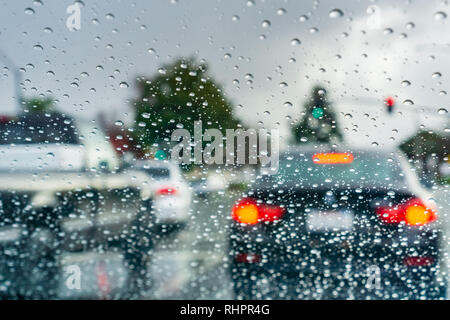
[281,144,399,156]
[134,159,176,169]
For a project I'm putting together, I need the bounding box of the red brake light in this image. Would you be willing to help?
[312,152,354,164]
[234,253,262,263]
[376,198,436,226]
[232,198,285,225]
[156,187,177,196]
[403,256,434,267]
[0,115,11,124]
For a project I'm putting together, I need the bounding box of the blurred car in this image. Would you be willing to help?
[134,160,191,233]
[190,173,227,197]
[229,145,446,299]
[0,112,154,298]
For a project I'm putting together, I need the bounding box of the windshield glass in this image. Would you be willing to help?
[277,152,404,185]
[0,0,448,303]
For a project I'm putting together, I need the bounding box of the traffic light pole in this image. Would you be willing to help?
[0,48,22,114]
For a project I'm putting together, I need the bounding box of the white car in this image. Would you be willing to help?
[0,113,120,173]
[134,160,191,231]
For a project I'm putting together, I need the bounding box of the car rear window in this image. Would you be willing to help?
[276,152,404,186]
[143,167,171,179]
[0,115,79,145]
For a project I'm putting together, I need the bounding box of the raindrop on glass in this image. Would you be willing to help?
[329,9,344,18]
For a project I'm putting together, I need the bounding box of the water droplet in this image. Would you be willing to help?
[119,81,129,88]
[403,99,414,105]
[291,38,301,46]
[299,15,309,22]
[432,72,442,78]
[158,68,167,74]
[277,8,286,15]
[283,101,293,108]
[261,20,271,28]
[434,11,447,21]
[329,9,344,18]
[115,120,124,126]
[405,22,415,30]
[438,108,448,114]
[401,80,411,87]
[24,8,35,15]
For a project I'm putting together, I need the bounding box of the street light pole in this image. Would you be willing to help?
[0,48,22,114]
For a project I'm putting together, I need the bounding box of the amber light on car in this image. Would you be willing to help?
[312,152,354,164]
[376,198,437,226]
[232,198,285,225]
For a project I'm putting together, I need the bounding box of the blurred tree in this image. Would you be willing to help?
[400,130,450,182]
[132,57,240,156]
[291,85,343,144]
[23,96,55,113]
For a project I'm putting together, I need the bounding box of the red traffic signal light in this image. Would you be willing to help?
[384,96,395,113]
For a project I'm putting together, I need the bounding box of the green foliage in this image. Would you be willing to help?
[400,130,449,159]
[23,97,55,113]
[132,57,240,152]
[291,85,343,144]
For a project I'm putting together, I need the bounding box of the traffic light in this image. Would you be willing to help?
[384,96,395,114]
[312,107,324,119]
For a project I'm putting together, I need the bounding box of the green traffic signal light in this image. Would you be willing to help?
[312,107,324,119]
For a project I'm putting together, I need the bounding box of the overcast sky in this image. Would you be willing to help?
[0,0,449,150]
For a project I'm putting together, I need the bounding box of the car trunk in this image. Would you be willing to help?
[232,185,438,274]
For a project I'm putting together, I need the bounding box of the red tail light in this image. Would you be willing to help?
[376,198,437,226]
[156,186,177,196]
[232,198,285,225]
[234,253,262,263]
[403,256,434,267]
